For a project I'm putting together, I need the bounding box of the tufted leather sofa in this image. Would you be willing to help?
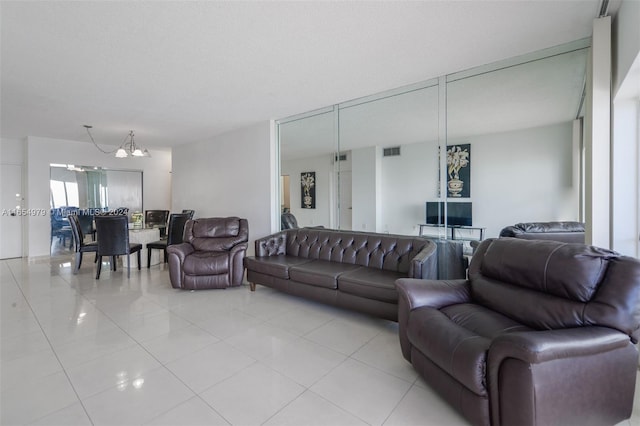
[396,237,640,426]
[499,221,585,243]
[166,217,248,290]
[244,227,437,321]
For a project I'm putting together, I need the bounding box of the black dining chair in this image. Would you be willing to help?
[51,209,72,248]
[77,214,96,241]
[146,213,191,268]
[94,215,142,279]
[67,214,98,274]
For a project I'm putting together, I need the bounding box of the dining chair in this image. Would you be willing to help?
[50,213,72,248]
[77,214,96,241]
[94,215,142,279]
[146,213,191,268]
[67,214,98,274]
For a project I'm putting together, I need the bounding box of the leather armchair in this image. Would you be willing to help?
[396,238,640,426]
[166,217,248,290]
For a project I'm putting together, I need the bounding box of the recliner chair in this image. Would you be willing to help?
[166,217,248,289]
[396,237,640,426]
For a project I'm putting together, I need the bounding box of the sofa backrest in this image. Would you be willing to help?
[284,228,430,274]
[184,217,249,252]
[469,238,640,341]
[499,221,585,243]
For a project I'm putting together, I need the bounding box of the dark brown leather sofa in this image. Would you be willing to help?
[396,237,640,426]
[166,217,248,290]
[244,227,437,321]
[499,221,585,243]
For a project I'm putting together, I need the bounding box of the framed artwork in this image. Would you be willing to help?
[301,172,316,209]
[446,144,470,198]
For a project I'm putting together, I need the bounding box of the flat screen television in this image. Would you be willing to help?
[426,202,472,227]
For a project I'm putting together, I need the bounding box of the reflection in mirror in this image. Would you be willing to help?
[338,83,440,235]
[49,164,143,255]
[277,40,589,247]
[446,47,588,239]
[279,109,336,229]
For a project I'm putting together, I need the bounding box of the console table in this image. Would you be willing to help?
[418,224,486,241]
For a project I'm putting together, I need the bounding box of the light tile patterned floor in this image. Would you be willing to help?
[1,255,639,425]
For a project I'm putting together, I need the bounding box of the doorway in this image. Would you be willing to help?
[0,164,23,259]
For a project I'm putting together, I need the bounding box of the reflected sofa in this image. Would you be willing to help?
[244,227,438,321]
[396,238,640,426]
[166,217,248,290]
[499,221,585,243]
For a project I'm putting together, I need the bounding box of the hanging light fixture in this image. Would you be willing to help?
[84,125,151,158]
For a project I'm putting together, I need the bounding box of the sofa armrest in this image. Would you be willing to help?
[489,326,630,365]
[409,241,438,279]
[396,278,471,311]
[488,327,635,426]
[396,278,471,362]
[254,231,287,257]
[166,242,194,264]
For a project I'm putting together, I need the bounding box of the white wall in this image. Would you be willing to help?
[26,136,171,258]
[379,122,577,239]
[451,122,577,238]
[281,122,577,239]
[352,146,381,232]
[171,121,274,256]
[380,140,439,235]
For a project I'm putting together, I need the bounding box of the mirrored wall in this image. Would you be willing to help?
[278,39,589,243]
[49,164,143,254]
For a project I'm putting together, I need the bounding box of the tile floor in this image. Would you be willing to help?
[1,254,639,426]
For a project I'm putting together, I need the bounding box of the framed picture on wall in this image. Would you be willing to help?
[301,172,316,209]
[446,144,470,198]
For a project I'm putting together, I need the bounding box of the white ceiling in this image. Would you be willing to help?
[1,0,604,150]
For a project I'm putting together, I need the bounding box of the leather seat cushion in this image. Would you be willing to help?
[243,255,313,279]
[338,268,403,303]
[184,251,229,275]
[289,260,362,289]
[407,303,531,396]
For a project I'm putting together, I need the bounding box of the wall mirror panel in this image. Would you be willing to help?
[446,46,588,238]
[277,39,589,241]
[337,83,440,235]
[280,109,336,229]
[49,164,143,254]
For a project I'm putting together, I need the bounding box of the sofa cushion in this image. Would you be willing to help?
[479,238,616,302]
[338,268,403,303]
[407,303,531,396]
[289,260,362,289]
[243,255,312,279]
[183,251,229,275]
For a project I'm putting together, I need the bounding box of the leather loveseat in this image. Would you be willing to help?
[499,221,585,243]
[396,237,640,426]
[166,217,248,290]
[244,227,437,321]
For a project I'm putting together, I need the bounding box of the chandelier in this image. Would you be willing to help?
[84,125,151,158]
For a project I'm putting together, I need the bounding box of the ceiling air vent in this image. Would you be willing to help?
[383,147,401,157]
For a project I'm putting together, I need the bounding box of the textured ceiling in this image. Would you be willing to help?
[1,1,603,149]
